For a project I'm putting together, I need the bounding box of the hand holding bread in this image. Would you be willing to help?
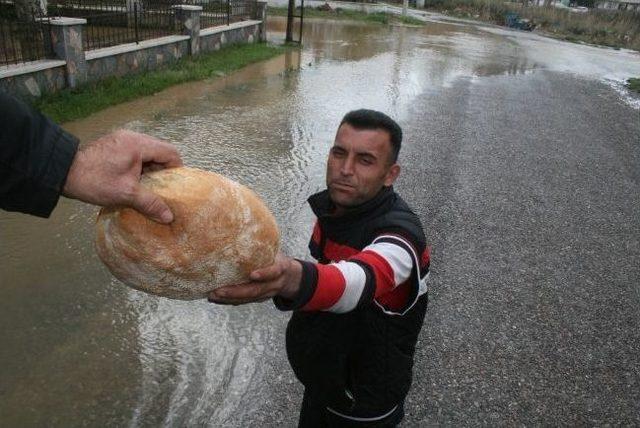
[95,167,280,300]
[64,130,183,223]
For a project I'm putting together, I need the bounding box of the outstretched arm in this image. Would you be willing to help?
[0,92,182,222]
[208,234,416,312]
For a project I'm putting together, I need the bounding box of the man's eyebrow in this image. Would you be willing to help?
[356,151,377,159]
[331,144,378,160]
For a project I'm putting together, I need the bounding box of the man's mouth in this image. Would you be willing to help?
[331,182,354,190]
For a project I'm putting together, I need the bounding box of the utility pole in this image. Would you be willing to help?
[286,0,295,42]
[402,0,408,16]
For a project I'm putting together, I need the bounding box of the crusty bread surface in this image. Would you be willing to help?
[95,167,280,300]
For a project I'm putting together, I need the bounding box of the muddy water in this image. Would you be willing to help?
[1,15,639,427]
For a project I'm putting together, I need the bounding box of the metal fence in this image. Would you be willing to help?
[189,0,255,29]
[195,0,227,28]
[227,0,254,23]
[1,4,53,67]
[49,0,177,50]
[0,0,256,66]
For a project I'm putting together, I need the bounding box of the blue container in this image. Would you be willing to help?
[505,12,519,27]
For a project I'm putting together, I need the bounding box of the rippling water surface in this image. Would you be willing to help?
[1,15,639,427]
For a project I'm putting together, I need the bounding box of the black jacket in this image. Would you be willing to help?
[282,187,430,420]
[0,92,79,217]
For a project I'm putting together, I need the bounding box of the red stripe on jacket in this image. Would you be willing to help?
[377,281,412,311]
[349,250,396,298]
[302,264,346,311]
[311,221,321,246]
[324,238,360,261]
[421,246,431,270]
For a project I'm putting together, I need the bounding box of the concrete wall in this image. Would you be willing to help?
[0,2,267,101]
[85,36,191,81]
[200,21,261,52]
[0,61,67,99]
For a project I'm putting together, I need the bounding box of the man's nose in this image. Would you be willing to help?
[340,156,355,176]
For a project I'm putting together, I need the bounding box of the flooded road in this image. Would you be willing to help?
[1,14,640,426]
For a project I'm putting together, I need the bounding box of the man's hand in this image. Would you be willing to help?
[208,253,303,305]
[63,129,182,223]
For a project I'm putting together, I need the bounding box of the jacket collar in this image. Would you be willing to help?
[308,186,395,224]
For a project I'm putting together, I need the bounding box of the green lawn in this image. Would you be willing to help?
[628,78,640,93]
[35,43,286,123]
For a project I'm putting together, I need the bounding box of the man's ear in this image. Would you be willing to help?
[384,164,400,186]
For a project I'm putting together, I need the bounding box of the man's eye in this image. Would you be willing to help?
[360,158,373,165]
[332,149,346,157]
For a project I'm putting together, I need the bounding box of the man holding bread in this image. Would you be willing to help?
[209,109,430,427]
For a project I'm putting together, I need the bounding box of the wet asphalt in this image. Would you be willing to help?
[401,71,640,425]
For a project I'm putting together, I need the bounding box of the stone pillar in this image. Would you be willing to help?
[173,5,202,56]
[253,1,267,43]
[48,17,88,89]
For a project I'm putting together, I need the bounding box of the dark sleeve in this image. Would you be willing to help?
[273,259,317,311]
[0,92,79,217]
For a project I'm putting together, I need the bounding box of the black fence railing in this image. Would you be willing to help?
[0,4,53,67]
[195,0,227,28]
[0,0,257,66]
[189,0,255,29]
[49,0,177,50]
[228,0,254,23]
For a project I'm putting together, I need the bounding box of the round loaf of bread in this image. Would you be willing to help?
[95,167,280,300]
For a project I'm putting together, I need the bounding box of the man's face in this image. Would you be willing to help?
[326,123,400,212]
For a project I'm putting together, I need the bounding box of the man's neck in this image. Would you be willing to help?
[329,187,391,217]
[330,204,346,217]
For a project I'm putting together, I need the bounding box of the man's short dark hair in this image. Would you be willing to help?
[340,109,402,163]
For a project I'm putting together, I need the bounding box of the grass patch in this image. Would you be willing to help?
[34,43,286,123]
[269,6,425,26]
[628,78,640,93]
[422,0,640,51]
[397,14,427,25]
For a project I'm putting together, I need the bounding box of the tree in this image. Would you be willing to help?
[12,0,48,63]
[14,0,47,20]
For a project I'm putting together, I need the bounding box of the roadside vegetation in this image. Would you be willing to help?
[628,78,640,93]
[34,43,286,123]
[423,0,639,51]
[271,2,638,51]
[269,6,425,26]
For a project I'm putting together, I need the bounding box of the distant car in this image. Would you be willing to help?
[505,12,535,31]
[570,6,589,12]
